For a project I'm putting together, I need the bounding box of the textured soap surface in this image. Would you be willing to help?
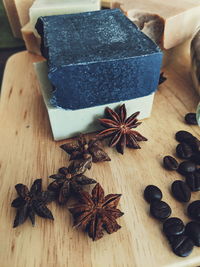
[34,61,155,140]
[30,0,100,30]
[121,0,200,49]
[36,9,162,110]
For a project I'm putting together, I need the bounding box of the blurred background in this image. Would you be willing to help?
[0,1,25,87]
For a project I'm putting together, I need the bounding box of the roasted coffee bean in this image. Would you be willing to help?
[171,235,194,257]
[190,152,200,164]
[186,137,200,153]
[185,113,198,125]
[176,143,193,159]
[186,171,200,191]
[171,180,191,202]
[185,221,200,247]
[144,185,162,203]
[163,217,185,237]
[187,200,200,221]
[178,161,196,175]
[175,131,194,143]
[150,200,171,220]
[163,156,178,170]
[167,235,178,244]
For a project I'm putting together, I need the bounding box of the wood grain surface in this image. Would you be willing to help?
[0,42,200,267]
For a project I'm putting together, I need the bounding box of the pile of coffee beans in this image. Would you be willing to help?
[163,130,200,194]
[158,129,200,257]
[144,185,198,257]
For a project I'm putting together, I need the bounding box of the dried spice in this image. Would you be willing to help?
[97,104,147,154]
[11,179,55,228]
[69,183,124,241]
[48,158,96,205]
[60,135,111,163]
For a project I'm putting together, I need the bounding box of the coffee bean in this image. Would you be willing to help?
[175,131,194,143]
[178,161,196,175]
[190,152,200,164]
[185,113,197,125]
[163,217,185,237]
[186,171,200,191]
[185,221,200,247]
[144,185,162,203]
[171,235,194,257]
[186,137,200,153]
[167,235,178,244]
[150,200,171,220]
[176,143,193,159]
[171,180,191,202]
[187,200,200,221]
[163,156,178,170]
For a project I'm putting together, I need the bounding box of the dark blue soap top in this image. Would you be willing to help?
[36,9,161,69]
[36,9,162,110]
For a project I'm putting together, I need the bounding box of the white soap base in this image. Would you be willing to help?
[30,0,101,33]
[34,61,155,141]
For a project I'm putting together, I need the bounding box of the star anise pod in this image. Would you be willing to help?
[60,135,111,163]
[48,158,96,205]
[69,183,124,241]
[97,104,147,154]
[11,179,55,228]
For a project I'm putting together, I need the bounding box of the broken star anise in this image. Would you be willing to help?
[69,183,124,241]
[48,158,96,205]
[97,104,147,154]
[60,135,111,163]
[11,179,55,228]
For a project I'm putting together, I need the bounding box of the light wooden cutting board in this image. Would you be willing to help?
[0,41,200,267]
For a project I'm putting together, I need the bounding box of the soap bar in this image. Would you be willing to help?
[36,9,162,110]
[21,22,41,55]
[30,0,101,30]
[22,22,171,66]
[120,0,200,49]
[101,0,121,8]
[22,0,100,54]
[22,20,171,65]
[34,61,155,140]
[3,0,22,38]
[3,0,34,38]
[14,0,34,27]
[3,0,100,38]
[191,29,200,95]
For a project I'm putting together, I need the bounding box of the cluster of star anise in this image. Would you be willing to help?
[11,104,147,241]
[11,136,123,240]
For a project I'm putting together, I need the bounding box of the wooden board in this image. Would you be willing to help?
[0,43,200,267]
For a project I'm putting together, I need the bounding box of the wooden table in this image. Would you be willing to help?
[0,42,200,267]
